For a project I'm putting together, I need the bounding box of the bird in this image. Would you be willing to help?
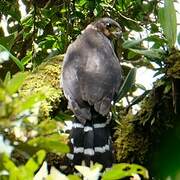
[61,17,123,168]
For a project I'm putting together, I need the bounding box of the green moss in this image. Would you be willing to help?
[167,51,180,79]
[19,54,64,120]
[114,113,149,164]
[114,77,176,165]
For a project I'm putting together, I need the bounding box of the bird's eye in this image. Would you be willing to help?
[106,23,112,28]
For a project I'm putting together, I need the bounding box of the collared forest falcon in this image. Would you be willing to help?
[61,17,123,167]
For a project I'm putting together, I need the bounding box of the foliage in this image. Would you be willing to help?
[0,150,46,179]
[0,0,179,179]
[34,162,149,180]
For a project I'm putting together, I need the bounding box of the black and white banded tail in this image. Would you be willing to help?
[67,113,114,168]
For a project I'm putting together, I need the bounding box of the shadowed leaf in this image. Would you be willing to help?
[116,68,136,102]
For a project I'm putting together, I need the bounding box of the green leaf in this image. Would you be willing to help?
[2,154,18,173]
[129,48,164,59]
[47,166,68,180]
[15,91,45,113]
[178,32,180,46]
[37,120,58,135]
[122,39,143,49]
[21,14,33,27]
[34,161,48,180]
[3,71,11,86]
[116,68,136,102]
[0,44,24,71]
[68,175,81,180]
[78,0,87,6]
[0,33,17,50]
[126,90,150,110]
[135,83,147,91]
[25,150,46,173]
[28,134,69,154]
[21,51,32,65]
[116,10,143,32]
[102,163,149,180]
[75,163,102,180]
[158,0,177,48]
[2,151,46,180]
[6,72,28,94]
[55,112,73,121]
[145,35,166,44]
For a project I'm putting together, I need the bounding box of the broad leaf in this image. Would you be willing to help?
[6,72,28,94]
[2,154,18,173]
[15,91,45,114]
[28,134,69,154]
[0,33,17,50]
[102,163,149,180]
[129,48,164,59]
[123,39,143,49]
[25,150,46,173]
[75,163,102,180]
[158,0,177,48]
[47,166,68,180]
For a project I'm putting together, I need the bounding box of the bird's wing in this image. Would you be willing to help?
[77,33,122,115]
[62,30,122,119]
[61,45,92,123]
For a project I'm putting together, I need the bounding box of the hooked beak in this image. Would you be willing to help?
[111,27,122,38]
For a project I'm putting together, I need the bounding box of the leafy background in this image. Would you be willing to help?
[0,0,180,179]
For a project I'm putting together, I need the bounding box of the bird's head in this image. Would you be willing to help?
[92,17,122,39]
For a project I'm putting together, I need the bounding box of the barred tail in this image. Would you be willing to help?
[67,114,113,168]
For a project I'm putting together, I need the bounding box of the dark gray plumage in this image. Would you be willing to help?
[61,17,123,167]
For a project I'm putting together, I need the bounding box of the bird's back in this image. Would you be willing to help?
[62,27,122,123]
[61,18,122,168]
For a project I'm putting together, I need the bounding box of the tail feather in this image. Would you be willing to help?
[67,114,113,168]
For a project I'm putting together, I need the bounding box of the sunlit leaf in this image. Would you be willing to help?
[2,154,18,172]
[21,51,32,65]
[6,72,28,94]
[2,151,46,180]
[28,134,69,154]
[47,166,68,180]
[21,14,33,27]
[158,0,177,48]
[75,163,102,180]
[37,120,59,135]
[102,163,149,180]
[3,71,11,86]
[15,91,45,113]
[34,161,48,180]
[25,150,46,173]
[78,0,87,6]
[0,44,24,71]
[68,175,81,180]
